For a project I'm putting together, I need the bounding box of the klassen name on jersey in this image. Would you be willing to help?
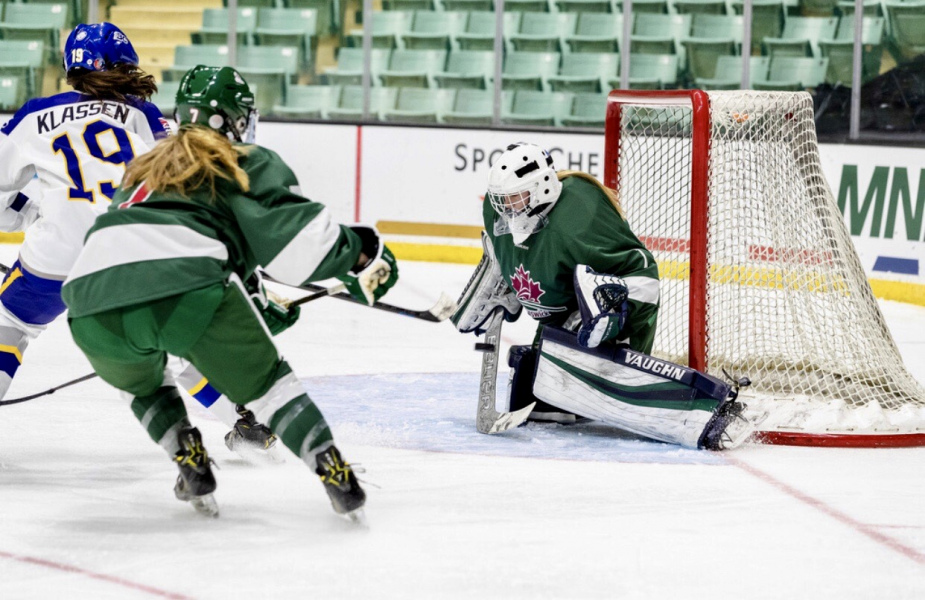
[36,101,130,134]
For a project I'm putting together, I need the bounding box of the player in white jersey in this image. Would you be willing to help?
[0,23,167,399]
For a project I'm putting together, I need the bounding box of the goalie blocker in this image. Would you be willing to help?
[513,327,754,450]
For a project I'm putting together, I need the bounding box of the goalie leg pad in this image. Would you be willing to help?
[451,232,522,335]
[533,327,750,449]
[507,345,577,424]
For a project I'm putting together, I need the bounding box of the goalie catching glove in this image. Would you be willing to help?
[338,225,399,306]
[244,272,301,335]
[451,232,522,335]
[574,264,628,349]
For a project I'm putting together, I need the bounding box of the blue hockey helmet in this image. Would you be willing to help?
[64,23,139,74]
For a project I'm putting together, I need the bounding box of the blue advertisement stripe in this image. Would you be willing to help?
[872,256,919,276]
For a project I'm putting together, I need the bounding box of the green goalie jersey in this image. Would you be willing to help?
[484,175,660,353]
[62,144,363,318]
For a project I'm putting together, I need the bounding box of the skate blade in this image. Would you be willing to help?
[232,442,285,466]
[342,507,368,528]
[190,494,220,518]
[722,416,757,450]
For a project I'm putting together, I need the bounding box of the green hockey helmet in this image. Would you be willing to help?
[175,65,257,143]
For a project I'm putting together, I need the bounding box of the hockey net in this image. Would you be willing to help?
[604,89,925,447]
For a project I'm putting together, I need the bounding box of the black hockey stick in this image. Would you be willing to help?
[0,372,98,406]
[262,271,457,323]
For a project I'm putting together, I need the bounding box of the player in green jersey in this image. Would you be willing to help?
[61,66,397,520]
[453,143,753,450]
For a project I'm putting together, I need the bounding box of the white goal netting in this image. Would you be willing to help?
[612,90,925,444]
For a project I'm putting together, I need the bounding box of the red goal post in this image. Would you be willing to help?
[603,89,925,447]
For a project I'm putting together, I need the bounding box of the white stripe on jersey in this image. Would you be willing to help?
[66,223,229,283]
[263,206,341,286]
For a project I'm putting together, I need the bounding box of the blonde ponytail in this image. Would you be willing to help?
[122,126,250,200]
[557,170,625,219]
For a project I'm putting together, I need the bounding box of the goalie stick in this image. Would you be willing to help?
[474,309,535,434]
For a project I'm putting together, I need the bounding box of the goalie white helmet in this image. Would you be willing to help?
[487,143,562,245]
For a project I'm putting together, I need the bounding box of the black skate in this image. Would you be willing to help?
[315,445,366,523]
[225,405,278,454]
[698,400,754,451]
[174,427,219,517]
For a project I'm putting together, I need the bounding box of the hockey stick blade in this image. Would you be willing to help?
[476,310,535,434]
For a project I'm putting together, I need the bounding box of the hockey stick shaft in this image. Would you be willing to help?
[0,372,98,406]
[262,271,456,322]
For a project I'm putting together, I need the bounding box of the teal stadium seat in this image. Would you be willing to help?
[694,55,770,88]
[0,40,45,98]
[0,75,23,111]
[322,47,392,86]
[164,44,231,81]
[287,0,338,36]
[433,49,496,88]
[271,84,341,118]
[327,85,398,121]
[231,0,276,7]
[566,12,629,53]
[560,92,607,127]
[346,10,414,50]
[381,87,457,123]
[501,50,561,91]
[818,16,884,84]
[237,45,301,113]
[673,0,727,15]
[836,0,883,17]
[0,3,68,65]
[401,10,468,50]
[884,1,925,63]
[753,56,829,89]
[763,16,838,57]
[442,88,512,125]
[632,14,692,57]
[509,12,578,53]
[192,8,257,45]
[547,52,620,93]
[800,0,839,17]
[378,48,447,87]
[615,0,669,13]
[505,0,554,12]
[254,8,320,74]
[555,0,613,12]
[455,11,521,51]
[729,0,784,53]
[441,0,494,11]
[608,53,679,89]
[503,89,573,126]
[383,0,437,10]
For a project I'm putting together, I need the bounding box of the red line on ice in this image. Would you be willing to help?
[0,550,193,599]
[727,457,925,566]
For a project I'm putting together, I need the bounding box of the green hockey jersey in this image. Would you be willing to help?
[62,144,362,318]
[485,175,660,353]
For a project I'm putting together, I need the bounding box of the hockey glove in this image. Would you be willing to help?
[244,272,301,335]
[451,231,522,335]
[338,225,399,306]
[261,294,301,336]
[574,264,629,349]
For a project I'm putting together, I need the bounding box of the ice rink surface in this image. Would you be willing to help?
[1,246,923,600]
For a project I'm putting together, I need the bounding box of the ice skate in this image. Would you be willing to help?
[698,400,754,451]
[174,427,219,517]
[315,445,367,524]
[225,405,282,463]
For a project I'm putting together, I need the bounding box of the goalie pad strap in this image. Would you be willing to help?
[451,232,522,335]
[533,327,732,448]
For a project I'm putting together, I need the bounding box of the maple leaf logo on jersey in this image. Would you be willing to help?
[510,265,545,304]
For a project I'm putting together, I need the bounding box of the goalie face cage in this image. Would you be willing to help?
[604,89,925,447]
